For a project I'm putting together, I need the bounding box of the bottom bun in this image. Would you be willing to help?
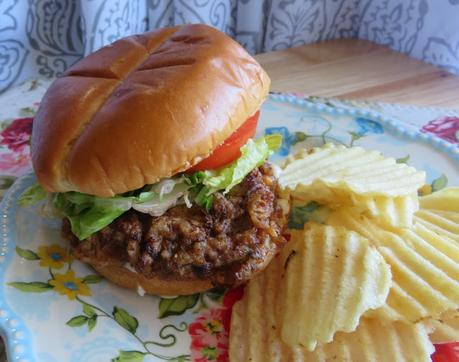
[91,262,214,296]
[89,246,280,296]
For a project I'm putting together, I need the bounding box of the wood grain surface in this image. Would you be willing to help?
[255,39,459,108]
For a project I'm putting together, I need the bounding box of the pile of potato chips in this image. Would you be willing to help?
[230,143,459,362]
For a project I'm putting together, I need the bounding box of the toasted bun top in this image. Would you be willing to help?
[31,24,270,197]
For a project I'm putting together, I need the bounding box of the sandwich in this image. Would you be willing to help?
[23,24,288,296]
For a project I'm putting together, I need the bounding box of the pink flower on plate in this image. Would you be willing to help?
[0,148,31,176]
[421,116,459,144]
[0,117,33,151]
[189,307,229,362]
[189,286,245,362]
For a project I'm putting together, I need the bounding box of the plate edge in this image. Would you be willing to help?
[267,93,459,165]
[0,96,458,361]
[0,173,38,362]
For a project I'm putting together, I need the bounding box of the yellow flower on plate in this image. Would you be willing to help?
[206,319,224,336]
[419,184,432,196]
[49,270,91,300]
[37,244,70,269]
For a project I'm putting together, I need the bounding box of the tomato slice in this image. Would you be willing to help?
[188,110,260,172]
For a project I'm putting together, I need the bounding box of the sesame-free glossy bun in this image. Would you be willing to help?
[31,24,270,197]
[91,262,214,296]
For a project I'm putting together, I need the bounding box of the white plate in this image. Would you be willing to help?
[1,94,458,362]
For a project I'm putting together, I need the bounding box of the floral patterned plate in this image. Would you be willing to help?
[0,94,458,362]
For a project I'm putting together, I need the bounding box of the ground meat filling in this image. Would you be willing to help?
[66,163,287,286]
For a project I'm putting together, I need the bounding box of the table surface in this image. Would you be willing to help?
[255,39,459,108]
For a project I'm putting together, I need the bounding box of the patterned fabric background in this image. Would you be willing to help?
[1,0,459,93]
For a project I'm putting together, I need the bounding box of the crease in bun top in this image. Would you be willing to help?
[20,24,288,296]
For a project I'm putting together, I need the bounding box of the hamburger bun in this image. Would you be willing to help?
[91,262,214,296]
[88,240,279,296]
[35,25,284,297]
[32,24,270,197]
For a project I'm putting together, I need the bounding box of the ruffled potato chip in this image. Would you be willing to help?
[415,209,459,243]
[419,187,459,212]
[286,184,418,229]
[229,254,434,362]
[415,187,459,242]
[279,143,425,197]
[279,224,391,350]
[351,193,419,229]
[230,147,456,361]
[423,308,459,344]
[328,210,459,322]
[303,318,434,362]
[415,188,459,240]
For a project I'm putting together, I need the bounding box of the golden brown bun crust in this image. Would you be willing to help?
[92,262,213,296]
[32,24,270,197]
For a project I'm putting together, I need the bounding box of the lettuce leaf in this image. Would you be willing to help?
[53,192,134,240]
[20,134,282,240]
[202,134,282,193]
[52,178,192,240]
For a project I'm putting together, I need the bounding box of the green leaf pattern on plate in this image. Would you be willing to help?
[15,246,39,260]
[396,155,410,164]
[159,294,200,319]
[8,281,53,292]
[432,174,448,192]
[111,350,145,362]
[8,245,192,361]
[81,274,103,284]
[83,304,97,318]
[288,202,331,229]
[87,316,97,332]
[113,307,139,334]
[66,315,88,327]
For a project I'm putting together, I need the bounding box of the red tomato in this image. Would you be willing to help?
[188,110,260,171]
[432,343,459,362]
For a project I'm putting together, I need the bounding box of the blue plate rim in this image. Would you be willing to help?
[0,172,37,362]
[268,93,459,164]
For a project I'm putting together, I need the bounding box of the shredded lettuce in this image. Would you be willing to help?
[184,171,213,211]
[193,185,214,211]
[132,181,190,216]
[19,134,282,240]
[202,134,282,193]
[53,180,190,240]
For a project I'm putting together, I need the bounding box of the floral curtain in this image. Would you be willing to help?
[1,0,459,93]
